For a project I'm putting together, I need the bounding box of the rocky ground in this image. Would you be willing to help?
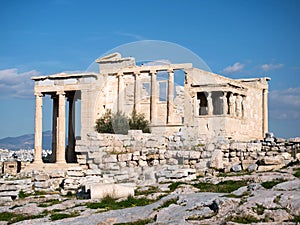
[0,163,299,225]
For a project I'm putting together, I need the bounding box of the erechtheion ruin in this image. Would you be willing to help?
[31,53,270,165]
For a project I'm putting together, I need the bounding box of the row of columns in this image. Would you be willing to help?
[34,91,76,164]
[197,91,246,118]
[117,70,175,125]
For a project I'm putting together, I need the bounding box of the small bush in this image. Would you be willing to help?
[155,197,178,210]
[253,204,265,215]
[115,218,155,225]
[231,214,260,223]
[261,179,286,189]
[95,109,113,133]
[193,180,248,193]
[95,109,129,134]
[38,199,61,207]
[294,168,300,178]
[135,186,159,196]
[112,111,130,134]
[293,215,300,222]
[95,109,150,134]
[129,109,150,133]
[86,195,155,210]
[50,212,79,221]
[168,182,187,192]
[0,211,48,223]
[18,190,30,199]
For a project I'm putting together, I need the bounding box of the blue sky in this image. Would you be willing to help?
[0,0,299,138]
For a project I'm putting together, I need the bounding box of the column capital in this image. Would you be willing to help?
[150,70,157,75]
[167,69,174,74]
[57,91,66,95]
[34,92,44,97]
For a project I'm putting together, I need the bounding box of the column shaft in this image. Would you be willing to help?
[51,95,58,163]
[56,91,66,163]
[134,73,140,112]
[34,93,43,163]
[150,71,157,124]
[118,74,124,112]
[263,89,268,137]
[67,94,75,163]
[167,70,174,124]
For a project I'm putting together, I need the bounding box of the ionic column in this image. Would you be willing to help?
[56,91,66,164]
[67,94,75,163]
[207,92,213,115]
[118,74,124,112]
[134,73,140,112]
[51,95,58,163]
[150,71,157,124]
[222,91,228,115]
[34,92,44,163]
[263,89,268,136]
[167,70,174,124]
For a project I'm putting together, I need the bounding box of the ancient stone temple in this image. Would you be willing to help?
[30,53,270,165]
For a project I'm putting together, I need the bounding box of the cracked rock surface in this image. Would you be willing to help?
[0,164,299,225]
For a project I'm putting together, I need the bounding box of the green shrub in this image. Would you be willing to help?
[231,214,260,223]
[95,109,129,134]
[115,218,155,225]
[294,168,300,178]
[168,182,187,192]
[86,195,155,210]
[18,190,30,199]
[112,111,130,134]
[261,179,286,189]
[155,197,178,210]
[95,109,113,133]
[96,109,150,134]
[0,211,48,223]
[50,212,79,221]
[135,186,159,196]
[37,199,61,207]
[129,109,150,133]
[193,180,248,193]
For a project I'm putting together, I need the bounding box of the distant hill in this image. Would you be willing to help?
[0,131,52,150]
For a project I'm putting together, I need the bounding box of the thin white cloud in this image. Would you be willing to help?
[261,63,283,71]
[222,62,244,74]
[269,87,300,120]
[115,32,145,41]
[0,68,40,99]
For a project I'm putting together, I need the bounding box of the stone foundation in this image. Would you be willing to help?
[0,132,299,203]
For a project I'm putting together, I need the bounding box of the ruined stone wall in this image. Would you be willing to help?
[74,131,300,185]
[1,133,299,204]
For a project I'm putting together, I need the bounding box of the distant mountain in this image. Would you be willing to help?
[0,131,52,150]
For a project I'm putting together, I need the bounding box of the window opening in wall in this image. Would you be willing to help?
[197,92,208,115]
[212,91,223,115]
[142,83,150,96]
[174,70,185,99]
[159,81,167,101]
